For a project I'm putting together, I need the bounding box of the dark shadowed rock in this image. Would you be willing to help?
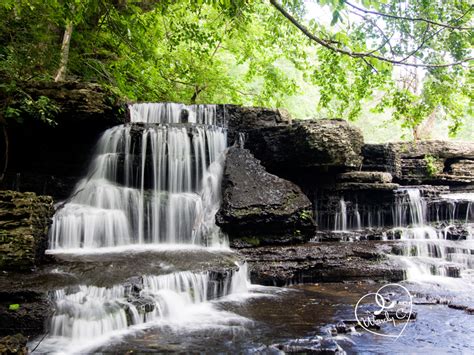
[245,119,364,172]
[216,147,314,244]
[0,191,54,270]
[220,105,291,145]
[337,171,393,183]
[1,81,125,201]
[0,334,28,354]
[0,291,51,338]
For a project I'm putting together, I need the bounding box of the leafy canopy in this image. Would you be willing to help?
[0,0,472,139]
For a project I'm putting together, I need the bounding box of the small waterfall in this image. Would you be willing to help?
[41,264,251,352]
[334,198,347,232]
[393,189,474,280]
[333,199,362,232]
[49,103,227,249]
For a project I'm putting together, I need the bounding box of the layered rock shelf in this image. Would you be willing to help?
[0,191,54,270]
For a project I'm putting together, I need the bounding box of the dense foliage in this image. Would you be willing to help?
[0,0,472,140]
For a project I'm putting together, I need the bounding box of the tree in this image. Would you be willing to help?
[0,0,471,141]
[269,0,473,139]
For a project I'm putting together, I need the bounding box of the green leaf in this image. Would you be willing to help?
[9,304,20,311]
[330,10,340,26]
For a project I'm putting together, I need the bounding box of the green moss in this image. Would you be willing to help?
[239,236,261,246]
[299,209,313,221]
[424,154,441,177]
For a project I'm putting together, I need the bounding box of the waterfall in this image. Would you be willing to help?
[38,264,251,352]
[393,189,474,280]
[49,103,227,249]
[334,198,348,232]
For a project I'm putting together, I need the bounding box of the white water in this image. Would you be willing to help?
[334,199,362,232]
[38,103,264,353]
[49,103,227,249]
[391,189,474,283]
[334,198,348,231]
[36,264,254,353]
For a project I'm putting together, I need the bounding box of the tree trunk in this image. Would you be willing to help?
[54,21,74,82]
[415,109,437,140]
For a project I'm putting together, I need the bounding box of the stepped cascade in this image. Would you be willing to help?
[49,103,227,249]
[325,188,474,280]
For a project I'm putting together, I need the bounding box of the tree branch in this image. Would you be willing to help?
[344,1,473,31]
[269,0,473,68]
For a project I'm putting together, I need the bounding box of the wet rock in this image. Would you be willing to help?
[0,291,51,337]
[337,171,393,184]
[0,191,54,270]
[465,307,474,315]
[239,242,404,285]
[270,337,345,354]
[0,334,27,354]
[245,119,364,172]
[217,147,314,244]
[448,304,467,311]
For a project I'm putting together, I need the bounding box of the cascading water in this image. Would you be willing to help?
[391,189,474,282]
[49,103,227,249]
[37,264,252,353]
[35,103,261,353]
[333,198,362,232]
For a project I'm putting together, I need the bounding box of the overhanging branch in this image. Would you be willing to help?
[269,0,473,68]
[344,1,473,31]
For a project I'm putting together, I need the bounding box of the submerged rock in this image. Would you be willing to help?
[216,147,314,245]
[0,191,54,270]
[270,337,345,354]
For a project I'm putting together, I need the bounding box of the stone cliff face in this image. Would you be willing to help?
[0,191,54,270]
[363,141,474,191]
[1,81,125,201]
[245,119,364,173]
[1,82,472,246]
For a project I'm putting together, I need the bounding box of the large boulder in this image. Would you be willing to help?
[0,191,54,270]
[245,119,364,172]
[216,147,314,246]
